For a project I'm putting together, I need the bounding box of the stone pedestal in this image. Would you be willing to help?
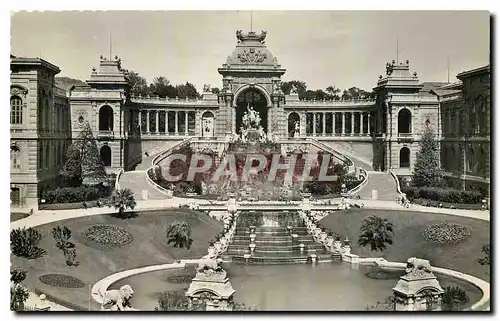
[186,262,235,311]
[393,257,444,311]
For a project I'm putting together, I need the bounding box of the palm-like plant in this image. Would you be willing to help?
[108,188,136,217]
[166,221,193,250]
[358,215,394,252]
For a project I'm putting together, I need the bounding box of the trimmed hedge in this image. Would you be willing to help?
[41,185,111,204]
[401,186,483,205]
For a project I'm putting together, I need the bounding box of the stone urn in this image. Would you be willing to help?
[291,234,299,244]
[249,243,256,253]
[310,253,317,264]
[214,241,222,252]
[287,225,293,234]
[299,243,305,254]
[244,253,251,264]
[249,226,256,234]
[250,234,256,243]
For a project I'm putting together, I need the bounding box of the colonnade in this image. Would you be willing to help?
[302,111,371,136]
[131,109,197,136]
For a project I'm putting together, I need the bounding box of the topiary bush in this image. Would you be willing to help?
[83,225,133,247]
[10,228,46,259]
[422,222,472,245]
[441,286,469,311]
[39,274,85,288]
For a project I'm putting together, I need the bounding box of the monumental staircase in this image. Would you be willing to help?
[223,211,340,265]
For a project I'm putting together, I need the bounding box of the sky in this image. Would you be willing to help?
[10,10,490,92]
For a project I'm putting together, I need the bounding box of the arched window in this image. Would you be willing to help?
[10,96,23,124]
[399,147,410,168]
[398,109,412,134]
[10,145,21,170]
[100,145,112,167]
[288,112,300,137]
[99,105,114,131]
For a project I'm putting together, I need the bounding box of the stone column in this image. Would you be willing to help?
[360,112,364,135]
[138,111,142,133]
[351,112,355,136]
[332,112,336,135]
[146,110,150,133]
[313,113,317,136]
[175,111,179,135]
[367,113,371,134]
[341,112,345,135]
[232,106,237,135]
[155,110,159,134]
[322,112,326,136]
[185,111,188,135]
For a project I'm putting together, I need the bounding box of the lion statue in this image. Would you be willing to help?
[405,257,433,278]
[100,285,135,311]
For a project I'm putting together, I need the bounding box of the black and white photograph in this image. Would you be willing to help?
[7,8,492,312]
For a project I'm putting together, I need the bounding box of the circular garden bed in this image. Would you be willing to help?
[422,222,472,245]
[83,225,133,247]
[39,274,85,288]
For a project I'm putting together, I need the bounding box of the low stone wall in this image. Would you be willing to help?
[348,257,490,311]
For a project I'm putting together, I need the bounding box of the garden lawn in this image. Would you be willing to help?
[11,209,222,310]
[319,208,490,282]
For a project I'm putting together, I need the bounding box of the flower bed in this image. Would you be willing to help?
[422,222,472,245]
[39,274,85,288]
[82,225,133,247]
[166,274,195,284]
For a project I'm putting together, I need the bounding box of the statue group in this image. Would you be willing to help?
[239,104,267,143]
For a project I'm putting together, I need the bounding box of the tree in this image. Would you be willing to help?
[176,82,200,99]
[478,244,490,266]
[61,123,107,186]
[326,85,341,100]
[60,143,82,186]
[412,125,445,187]
[358,215,394,252]
[10,227,46,259]
[52,226,78,266]
[150,77,177,98]
[211,87,221,95]
[124,70,150,96]
[79,124,108,186]
[166,221,193,249]
[281,80,307,98]
[11,268,29,311]
[107,188,137,217]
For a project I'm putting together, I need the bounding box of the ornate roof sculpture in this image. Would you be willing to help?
[218,30,286,75]
[374,59,422,92]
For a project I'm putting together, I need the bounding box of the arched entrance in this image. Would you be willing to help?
[235,88,268,134]
[202,111,215,137]
[100,145,112,167]
[288,112,300,137]
[99,105,114,131]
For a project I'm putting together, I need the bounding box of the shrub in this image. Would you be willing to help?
[441,286,469,311]
[401,186,482,204]
[11,268,29,311]
[42,185,110,204]
[10,228,46,259]
[155,291,203,311]
[52,226,78,266]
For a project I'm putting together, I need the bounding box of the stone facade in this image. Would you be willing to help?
[10,56,71,210]
[10,30,491,208]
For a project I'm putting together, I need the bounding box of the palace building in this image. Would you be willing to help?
[10,30,490,209]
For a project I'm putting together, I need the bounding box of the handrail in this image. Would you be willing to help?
[389,170,404,197]
[114,169,123,191]
[347,168,369,196]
